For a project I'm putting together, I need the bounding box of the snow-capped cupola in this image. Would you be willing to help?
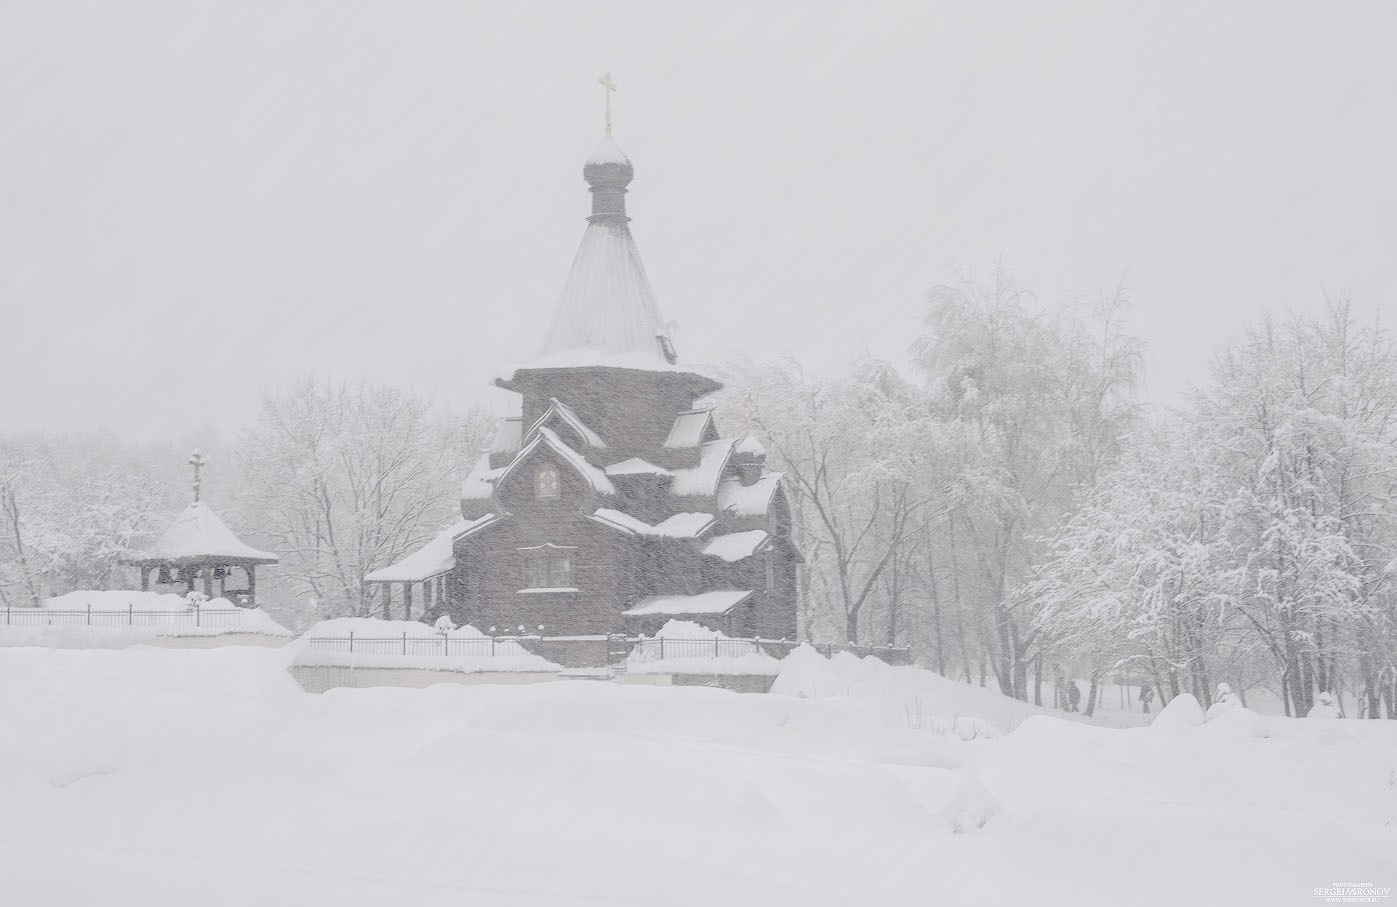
[732,434,767,486]
[537,133,678,369]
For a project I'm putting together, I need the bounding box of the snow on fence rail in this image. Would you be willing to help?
[302,632,911,666]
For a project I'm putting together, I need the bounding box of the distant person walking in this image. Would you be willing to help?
[1140,685,1154,714]
[1066,680,1082,713]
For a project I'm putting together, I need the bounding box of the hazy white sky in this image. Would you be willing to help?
[2,1,1394,440]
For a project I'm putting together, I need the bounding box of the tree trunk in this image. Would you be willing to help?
[1,487,41,607]
[1084,671,1102,717]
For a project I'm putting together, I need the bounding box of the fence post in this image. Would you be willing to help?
[5,605,8,626]
[443,633,448,657]
[349,631,354,653]
[195,603,201,628]
[660,637,666,661]
[128,603,133,626]
[87,604,91,626]
[491,634,496,657]
[715,637,720,659]
[402,632,407,656]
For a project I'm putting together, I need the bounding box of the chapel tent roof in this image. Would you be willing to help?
[538,135,673,369]
[364,513,500,583]
[126,502,278,566]
[622,589,755,617]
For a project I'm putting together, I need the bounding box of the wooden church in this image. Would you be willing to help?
[376,121,800,639]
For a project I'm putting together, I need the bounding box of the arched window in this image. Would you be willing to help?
[535,463,560,500]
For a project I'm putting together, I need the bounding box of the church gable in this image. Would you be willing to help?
[492,426,616,507]
[529,397,608,451]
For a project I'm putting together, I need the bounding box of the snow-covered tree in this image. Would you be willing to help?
[237,379,490,620]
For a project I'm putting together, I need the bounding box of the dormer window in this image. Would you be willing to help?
[535,463,560,500]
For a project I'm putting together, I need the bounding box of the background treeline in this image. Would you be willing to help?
[3,277,1394,717]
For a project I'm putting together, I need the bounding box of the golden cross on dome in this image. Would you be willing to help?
[598,71,617,137]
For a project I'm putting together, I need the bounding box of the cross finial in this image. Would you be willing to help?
[187,449,205,503]
[598,71,617,137]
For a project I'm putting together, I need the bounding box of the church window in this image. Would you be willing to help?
[535,463,560,500]
[523,551,573,589]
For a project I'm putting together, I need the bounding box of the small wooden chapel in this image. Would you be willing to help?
[368,85,801,638]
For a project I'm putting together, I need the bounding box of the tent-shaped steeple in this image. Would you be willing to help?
[539,135,676,367]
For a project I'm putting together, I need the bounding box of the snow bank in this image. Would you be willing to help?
[43,590,240,611]
[3,645,1392,907]
[290,618,559,673]
[4,591,292,641]
[1150,693,1205,729]
[772,646,1047,739]
[626,619,783,675]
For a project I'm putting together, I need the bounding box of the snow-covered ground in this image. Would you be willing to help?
[2,644,1393,906]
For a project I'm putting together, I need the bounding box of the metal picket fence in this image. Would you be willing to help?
[302,632,911,667]
[4,605,253,630]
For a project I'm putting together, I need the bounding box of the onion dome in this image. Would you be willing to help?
[733,434,767,463]
[584,137,634,189]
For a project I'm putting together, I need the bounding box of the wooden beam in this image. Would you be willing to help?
[247,566,257,607]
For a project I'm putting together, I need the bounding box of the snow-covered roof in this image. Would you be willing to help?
[717,473,784,516]
[586,136,631,167]
[490,418,522,455]
[701,530,772,562]
[604,457,674,477]
[588,508,654,536]
[539,205,671,365]
[499,349,721,381]
[734,435,767,459]
[364,513,499,583]
[623,590,754,617]
[588,509,715,539]
[664,409,713,449]
[496,427,616,496]
[529,398,607,449]
[461,453,505,501]
[128,502,277,565]
[669,439,735,497]
[652,512,716,538]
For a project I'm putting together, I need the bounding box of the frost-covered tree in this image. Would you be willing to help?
[0,434,177,602]
[722,357,944,645]
[912,274,1141,700]
[1032,304,1397,717]
[237,379,490,620]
